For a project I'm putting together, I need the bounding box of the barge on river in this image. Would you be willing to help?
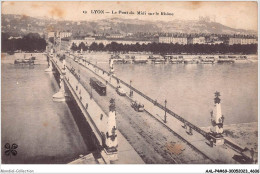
[164,55,184,64]
[217,56,235,63]
[184,57,200,64]
[14,57,35,65]
[201,56,215,64]
[149,55,166,64]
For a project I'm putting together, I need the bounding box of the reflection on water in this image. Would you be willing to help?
[97,60,258,127]
[1,63,93,164]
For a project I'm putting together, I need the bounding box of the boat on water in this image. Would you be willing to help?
[235,56,250,63]
[184,57,200,64]
[122,59,132,64]
[164,55,184,64]
[201,56,215,64]
[228,55,237,59]
[149,55,165,64]
[123,54,134,64]
[110,54,124,63]
[217,56,235,63]
[14,57,34,65]
[133,59,148,64]
[132,55,148,64]
[152,58,166,64]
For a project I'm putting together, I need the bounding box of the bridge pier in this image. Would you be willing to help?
[45,57,53,72]
[52,55,70,102]
[53,75,66,102]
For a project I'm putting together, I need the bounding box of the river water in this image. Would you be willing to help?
[88,53,258,127]
[1,56,92,164]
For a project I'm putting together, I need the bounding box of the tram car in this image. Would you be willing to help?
[89,77,106,96]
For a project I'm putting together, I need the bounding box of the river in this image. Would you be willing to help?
[1,55,93,164]
[86,53,258,127]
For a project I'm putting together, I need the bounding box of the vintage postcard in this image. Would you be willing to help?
[1,0,259,173]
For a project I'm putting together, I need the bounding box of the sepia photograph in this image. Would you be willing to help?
[1,0,258,170]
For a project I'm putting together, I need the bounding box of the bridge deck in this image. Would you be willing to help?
[64,56,214,163]
[51,56,144,164]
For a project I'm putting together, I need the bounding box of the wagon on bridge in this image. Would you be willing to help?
[116,86,127,96]
[131,101,144,112]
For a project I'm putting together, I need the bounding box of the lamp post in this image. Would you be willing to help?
[130,80,133,97]
[164,99,167,123]
[95,61,97,72]
[90,86,93,99]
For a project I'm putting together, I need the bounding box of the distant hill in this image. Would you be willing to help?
[1,14,257,36]
[98,17,257,35]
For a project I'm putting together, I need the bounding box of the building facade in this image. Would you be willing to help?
[70,38,152,47]
[70,37,96,47]
[57,31,72,38]
[229,38,257,45]
[159,37,187,44]
[192,37,206,44]
[106,34,125,39]
[47,32,55,38]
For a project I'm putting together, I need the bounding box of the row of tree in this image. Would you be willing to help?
[2,32,47,53]
[71,42,257,54]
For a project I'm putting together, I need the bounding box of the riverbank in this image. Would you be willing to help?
[70,51,258,65]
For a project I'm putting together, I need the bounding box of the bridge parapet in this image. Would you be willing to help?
[50,55,118,163]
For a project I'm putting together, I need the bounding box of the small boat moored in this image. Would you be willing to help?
[164,55,184,64]
[201,56,215,64]
[14,57,35,65]
[217,56,235,63]
[184,57,200,64]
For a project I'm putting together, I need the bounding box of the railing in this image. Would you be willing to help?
[224,139,244,154]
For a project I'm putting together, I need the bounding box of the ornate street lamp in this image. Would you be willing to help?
[164,99,167,123]
[130,80,133,97]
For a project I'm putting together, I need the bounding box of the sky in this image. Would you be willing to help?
[1,1,258,31]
